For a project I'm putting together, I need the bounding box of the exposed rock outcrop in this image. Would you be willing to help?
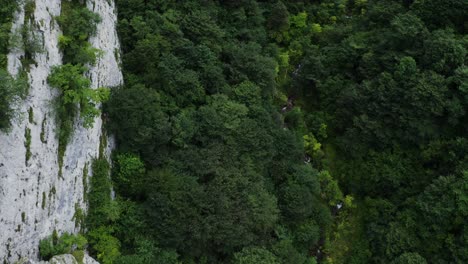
[16,253,99,264]
[0,0,122,262]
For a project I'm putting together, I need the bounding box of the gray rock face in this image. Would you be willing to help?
[0,0,122,262]
[44,254,79,264]
[16,253,99,264]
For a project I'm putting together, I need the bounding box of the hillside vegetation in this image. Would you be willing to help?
[1,0,466,263]
[101,0,467,263]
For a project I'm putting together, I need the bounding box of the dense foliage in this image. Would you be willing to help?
[290,0,467,263]
[95,0,468,263]
[101,0,344,263]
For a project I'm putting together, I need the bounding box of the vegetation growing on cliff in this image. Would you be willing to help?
[0,0,29,130]
[47,0,108,176]
[86,137,122,264]
[0,0,16,69]
[39,232,87,262]
[0,69,27,129]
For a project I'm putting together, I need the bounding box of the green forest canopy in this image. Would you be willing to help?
[103,0,467,263]
[0,0,466,263]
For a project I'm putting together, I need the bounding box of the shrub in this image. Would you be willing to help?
[47,64,109,173]
[39,232,87,261]
[56,0,101,65]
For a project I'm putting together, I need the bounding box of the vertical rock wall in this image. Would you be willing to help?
[0,0,122,262]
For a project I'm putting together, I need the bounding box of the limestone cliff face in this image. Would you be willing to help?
[0,0,122,262]
[16,254,99,264]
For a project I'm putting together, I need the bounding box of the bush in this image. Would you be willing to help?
[48,64,109,128]
[48,64,109,174]
[87,227,121,264]
[39,232,87,261]
[56,0,101,65]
